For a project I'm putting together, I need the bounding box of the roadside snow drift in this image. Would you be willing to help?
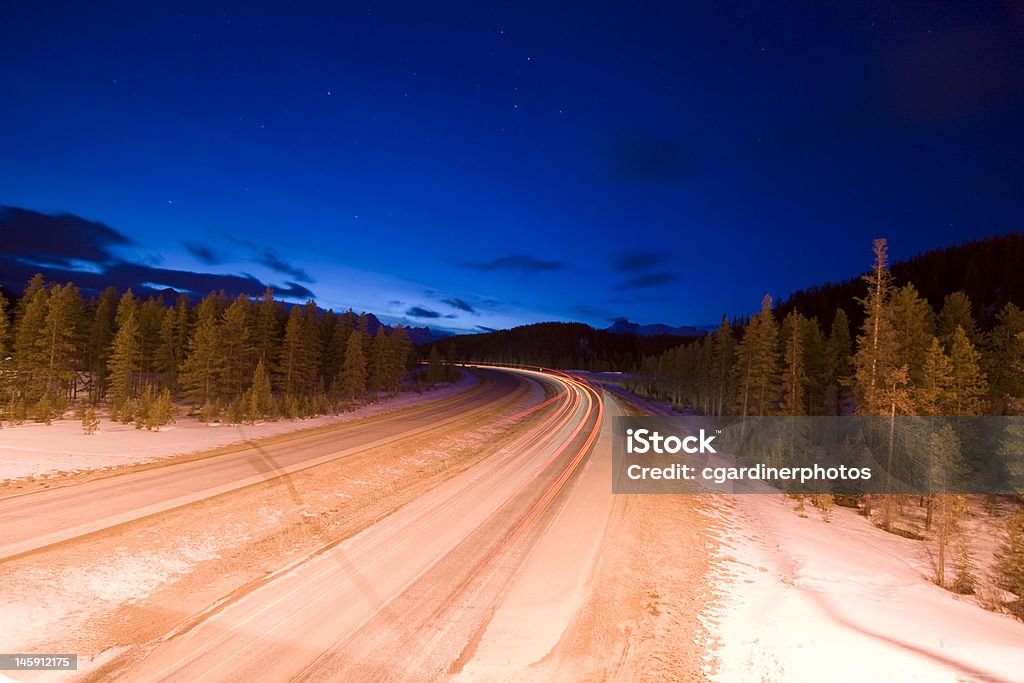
[704,495,1024,682]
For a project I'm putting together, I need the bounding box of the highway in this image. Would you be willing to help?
[0,368,530,561]
[105,365,605,681]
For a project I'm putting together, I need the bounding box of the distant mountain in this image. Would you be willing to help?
[421,321,689,371]
[405,325,452,345]
[605,318,704,337]
[319,313,449,344]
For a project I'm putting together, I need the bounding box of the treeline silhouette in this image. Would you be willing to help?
[432,322,687,371]
[427,234,1024,401]
[630,238,1023,418]
[0,275,425,427]
[777,232,1024,333]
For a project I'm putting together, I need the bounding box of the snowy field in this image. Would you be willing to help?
[703,494,1024,682]
[0,376,477,483]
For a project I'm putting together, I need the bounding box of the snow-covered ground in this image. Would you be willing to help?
[581,381,1024,681]
[600,383,683,416]
[0,371,522,680]
[703,494,1024,682]
[0,376,477,483]
[0,514,271,656]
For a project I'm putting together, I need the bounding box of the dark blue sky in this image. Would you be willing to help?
[2,1,1022,332]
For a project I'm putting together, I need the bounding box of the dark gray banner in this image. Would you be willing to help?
[0,654,77,670]
[612,416,1024,495]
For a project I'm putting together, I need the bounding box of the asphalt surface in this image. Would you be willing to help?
[117,366,605,682]
[0,368,525,561]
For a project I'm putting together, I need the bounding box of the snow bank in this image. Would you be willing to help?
[0,376,477,483]
[703,495,1024,682]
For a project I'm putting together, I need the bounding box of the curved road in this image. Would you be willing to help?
[0,368,529,561]
[110,365,605,682]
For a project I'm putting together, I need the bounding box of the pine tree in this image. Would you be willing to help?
[244,358,275,422]
[927,425,968,588]
[368,327,388,394]
[155,300,181,390]
[810,493,835,522]
[336,330,367,401]
[137,296,165,378]
[115,289,137,330]
[386,325,412,392]
[825,308,853,415]
[301,300,324,392]
[711,316,736,416]
[38,283,84,408]
[134,382,154,429]
[889,284,935,386]
[426,346,445,386]
[108,309,142,412]
[0,294,9,361]
[802,317,829,415]
[15,273,46,320]
[13,283,49,404]
[160,293,192,389]
[84,287,118,403]
[278,306,308,397]
[324,313,355,393]
[179,294,222,410]
[220,294,254,397]
[318,310,338,381]
[853,239,911,416]
[947,326,988,416]
[731,294,779,416]
[985,303,1024,414]
[309,376,328,415]
[994,510,1024,618]
[0,294,10,419]
[918,337,953,415]
[254,288,280,367]
[852,240,915,529]
[937,292,978,348]
[693,326,713,410]
[7,392,26,424]
[952,539,977,595]
[146,388,176,430]
[780,311,809,415]
[997,419,1024,490]
[282,393,301,419]
[81,405,99,435]
[34,391,53,424]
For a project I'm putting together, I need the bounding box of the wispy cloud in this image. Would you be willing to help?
[183,241,223,265]
[0,206,316,301]
[459,254,565,274]
[612,137,699,183]
[573,303,606,318]
[406,306,442,319]
[611,272,678,291]
[611,250,668,273]
[442,297,476,313]
[0,205,130,267]
[257,250,314,283]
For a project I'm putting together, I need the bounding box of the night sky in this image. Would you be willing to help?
[2,1,1023,333]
